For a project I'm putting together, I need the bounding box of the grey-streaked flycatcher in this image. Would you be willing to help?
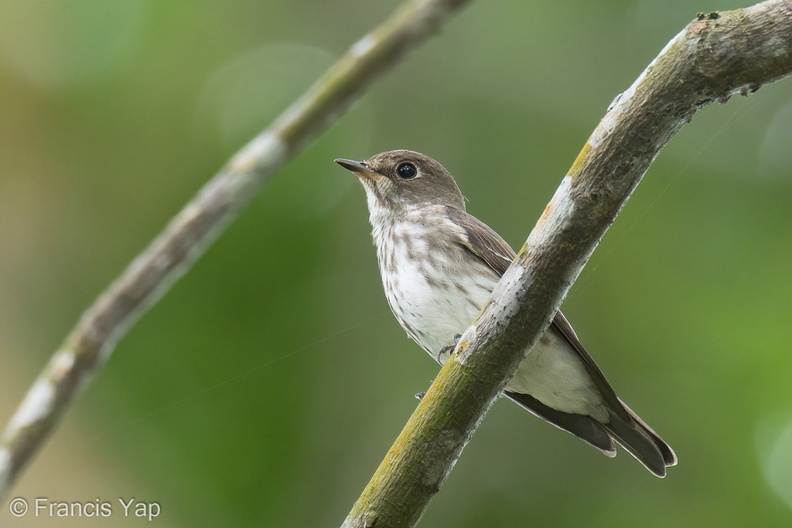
[335,149,676,477]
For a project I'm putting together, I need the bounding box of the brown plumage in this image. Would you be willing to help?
[336,149,676,477]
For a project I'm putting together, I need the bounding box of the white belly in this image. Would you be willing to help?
[507,330,606,420]
[377,220,498,356]
[371,209,604,419]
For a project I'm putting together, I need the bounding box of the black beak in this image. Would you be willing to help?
[334,158,377,177]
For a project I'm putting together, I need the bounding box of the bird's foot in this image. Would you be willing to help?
[415,379,435,401]
[436,334,463,363]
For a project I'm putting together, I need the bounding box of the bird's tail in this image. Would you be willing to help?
[505,391,677,477]
[603,399,677,477]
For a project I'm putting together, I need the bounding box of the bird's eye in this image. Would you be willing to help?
[395,162,418,179]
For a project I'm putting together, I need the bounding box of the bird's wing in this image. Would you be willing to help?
[444,206,515,277]
[445,206,615,397]
[547,311,677,472]
[550,310,623,411]
[445,205,676,475]
[447,205,621,403]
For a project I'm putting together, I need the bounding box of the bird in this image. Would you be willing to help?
[335,149,676,477]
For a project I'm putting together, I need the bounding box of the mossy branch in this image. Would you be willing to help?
[0,0,471,499]
[340,1,792,527]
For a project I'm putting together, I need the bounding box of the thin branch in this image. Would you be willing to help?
[340,1,792,527]
[0,0,471,499]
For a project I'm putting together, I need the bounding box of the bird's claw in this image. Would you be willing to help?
[436,333,463,363]
[415,378,436,401]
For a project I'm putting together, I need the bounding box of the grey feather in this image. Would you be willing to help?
[446,204,677,476]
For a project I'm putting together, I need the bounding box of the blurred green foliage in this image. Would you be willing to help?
[1,0,791,526]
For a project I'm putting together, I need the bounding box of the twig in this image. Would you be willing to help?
[340,1,792,527]
[0,0,471,499]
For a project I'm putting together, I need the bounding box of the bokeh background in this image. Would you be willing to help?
[1,0,792,526]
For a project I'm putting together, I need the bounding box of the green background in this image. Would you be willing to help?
[2,0,792,526]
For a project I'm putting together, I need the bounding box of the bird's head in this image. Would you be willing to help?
[335,150,465,213]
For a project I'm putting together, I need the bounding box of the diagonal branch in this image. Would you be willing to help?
[0,0,471,499]
[340,1,792,527]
